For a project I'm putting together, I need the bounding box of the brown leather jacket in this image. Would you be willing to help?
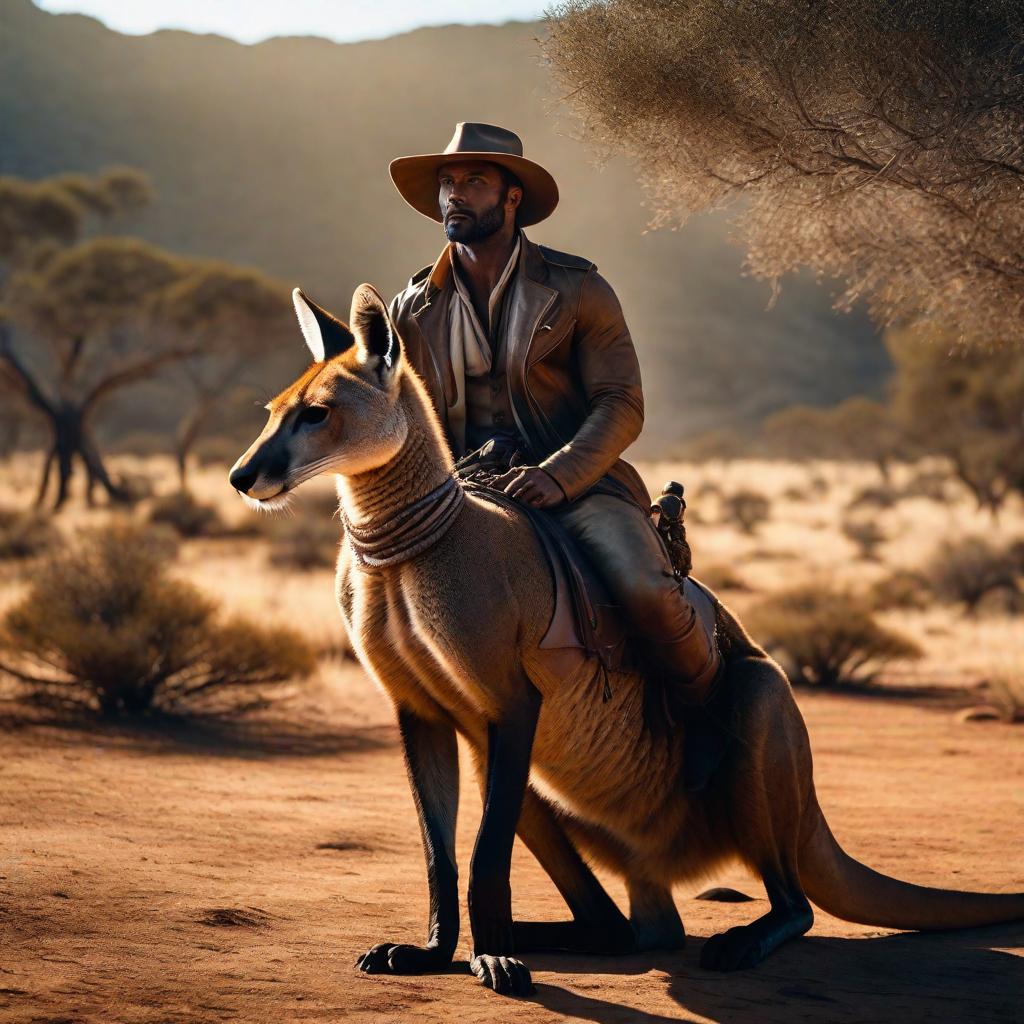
[388,234,650,508]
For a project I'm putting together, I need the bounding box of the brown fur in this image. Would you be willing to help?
[232,285,1024,993]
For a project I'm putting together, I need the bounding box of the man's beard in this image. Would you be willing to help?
[443,193,507,243]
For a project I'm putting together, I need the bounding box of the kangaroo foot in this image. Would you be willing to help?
[356,942,451,975]
[471,953,534,996]
[699,902,813,971]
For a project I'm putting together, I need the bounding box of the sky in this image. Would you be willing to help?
[34,1,550,44]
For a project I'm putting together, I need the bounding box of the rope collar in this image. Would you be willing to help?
[340,476,465,573]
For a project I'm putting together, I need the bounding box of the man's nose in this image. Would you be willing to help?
[229,463,258,494]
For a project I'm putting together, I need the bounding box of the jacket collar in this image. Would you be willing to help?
[411,231,557,411]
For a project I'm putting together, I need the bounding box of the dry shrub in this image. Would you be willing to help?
[149,489,224,538]
[268,516,340,572]
[722,488,771,535]
[0,523,315,718]
[695,563,752,593]
[901,467,952,502]
[747,584,922,687]
[0,506,59,560]
[847,484,900,511]
[924,536,1021,614]
[841,517,887,561]
[983,675,1024,724]
[869,569,932,611]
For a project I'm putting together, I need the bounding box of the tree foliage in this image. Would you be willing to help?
[886,326,1024,514]
[0,168,290,507]
[545,0,1024,345]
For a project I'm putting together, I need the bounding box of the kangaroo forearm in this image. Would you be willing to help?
[469,689,541,950]
[398,708,461,956]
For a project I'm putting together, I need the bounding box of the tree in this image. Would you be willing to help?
[2,236,194,507]
[545,1,1024,345]
[886,326,1024,517]
[0,168,165,507]
[148,263,291,488]
[762,396,904,478]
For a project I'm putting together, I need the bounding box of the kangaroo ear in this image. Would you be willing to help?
[292,287,355,362]
[349,283,399,382]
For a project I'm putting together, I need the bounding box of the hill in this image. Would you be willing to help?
[0,0,889,453]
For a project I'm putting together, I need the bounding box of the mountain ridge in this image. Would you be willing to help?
[1,0,889,453]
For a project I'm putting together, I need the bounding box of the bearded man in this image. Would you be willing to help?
[387,123,721,772]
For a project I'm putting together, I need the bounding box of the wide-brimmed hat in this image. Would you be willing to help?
[389,122,559,227]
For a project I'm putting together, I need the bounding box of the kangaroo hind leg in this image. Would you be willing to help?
[701,656,814,971]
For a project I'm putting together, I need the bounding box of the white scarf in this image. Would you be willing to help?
[447,235,521,452]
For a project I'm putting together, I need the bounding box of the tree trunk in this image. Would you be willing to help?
[80,427,128,505]
[34,445,56,509]
[175,396,216,491]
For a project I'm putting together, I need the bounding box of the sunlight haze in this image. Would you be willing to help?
[34,0,548,44]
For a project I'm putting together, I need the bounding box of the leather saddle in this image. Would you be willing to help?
[456,442,718,699]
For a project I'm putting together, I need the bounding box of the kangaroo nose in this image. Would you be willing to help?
[229,464,258,494]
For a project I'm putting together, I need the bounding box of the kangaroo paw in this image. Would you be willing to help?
[356,942,451,975]
[470,954,534,996]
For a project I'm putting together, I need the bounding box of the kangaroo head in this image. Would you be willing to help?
[229,283,405,509]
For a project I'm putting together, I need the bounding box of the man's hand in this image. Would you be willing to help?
[497,466,565,508]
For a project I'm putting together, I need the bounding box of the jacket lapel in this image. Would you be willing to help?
[507,236,557,376]
[411,250,457,409]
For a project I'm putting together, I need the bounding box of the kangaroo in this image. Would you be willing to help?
[230,283,1024,997]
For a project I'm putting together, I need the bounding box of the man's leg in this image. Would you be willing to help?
[556,493,720,704]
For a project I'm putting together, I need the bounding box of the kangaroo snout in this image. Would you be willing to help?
[228,461,259,495]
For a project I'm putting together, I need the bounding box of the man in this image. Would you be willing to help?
[388,122,720,731]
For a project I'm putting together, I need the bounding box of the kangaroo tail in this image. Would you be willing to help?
[798,795,1024,930]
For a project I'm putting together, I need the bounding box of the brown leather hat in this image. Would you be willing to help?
[389,122,559,227]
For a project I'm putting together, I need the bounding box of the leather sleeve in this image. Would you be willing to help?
[539,270,644,500]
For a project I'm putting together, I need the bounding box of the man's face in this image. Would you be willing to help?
[437,161,520,243]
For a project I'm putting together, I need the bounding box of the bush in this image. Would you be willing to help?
[149,489,225,538]
[901,467,952,502]
[847,484,900,511]
[695,562,752,593]
[267,516,340,572]
[722,488,771,535]
[841,517,888,561]
[0,507,59,560]
[984,675,1024,724]
[746,584,922,687]
[868,569,932,611]
[0,523,315,718]
[924,536,1020,614]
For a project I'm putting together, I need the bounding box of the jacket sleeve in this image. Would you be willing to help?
[538,269,644,500]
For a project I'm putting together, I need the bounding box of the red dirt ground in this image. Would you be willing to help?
[1,665,1021,1023]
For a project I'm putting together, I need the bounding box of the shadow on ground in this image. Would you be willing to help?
[522,924,1023,1024]
[0,705,394,759]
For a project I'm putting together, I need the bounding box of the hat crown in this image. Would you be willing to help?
[443,122,524,159]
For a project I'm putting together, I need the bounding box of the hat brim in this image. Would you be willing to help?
[389,152,559,227]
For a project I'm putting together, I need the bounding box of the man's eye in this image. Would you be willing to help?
[296,406,329,428]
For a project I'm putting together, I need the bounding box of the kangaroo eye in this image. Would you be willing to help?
[295,405,329,428]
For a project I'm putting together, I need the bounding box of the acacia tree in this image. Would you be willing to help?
[545,0,1024,346]
[886,326,1024,517]
[148,264,291,488]
[0,169,166,506]
[3,236,194,507]
[762,396,904,478]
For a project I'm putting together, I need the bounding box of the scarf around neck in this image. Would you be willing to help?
[447,234,521,452]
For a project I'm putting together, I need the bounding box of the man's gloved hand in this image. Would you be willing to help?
[495,466,565,508]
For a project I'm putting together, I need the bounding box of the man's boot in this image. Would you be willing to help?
[644,597,729,792]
